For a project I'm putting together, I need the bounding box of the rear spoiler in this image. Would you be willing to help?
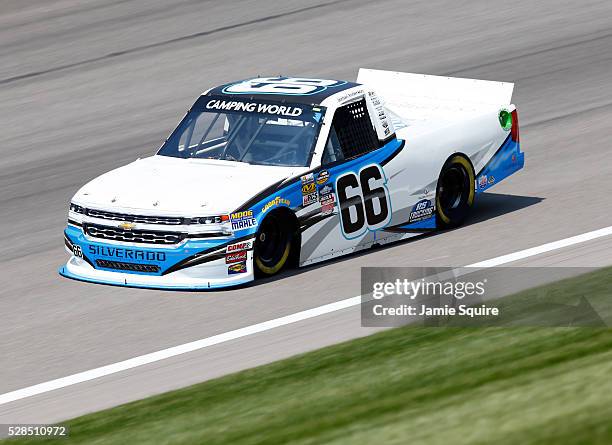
[357,68,514,121]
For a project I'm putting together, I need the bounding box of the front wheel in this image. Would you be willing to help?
[436,155,475,229]
[254,213,293,276]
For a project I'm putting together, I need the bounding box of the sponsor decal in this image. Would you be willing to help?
[320,192,336,216]
[512,153,517,163]
[228,261,247,275]
[319,184,333,195]
[226,250,247,264]
[321,203,335,216]
[408,199,435,223]
[384,127,391,136]
[303,192,318,206]
[316,170,330,185]
[226,239,254,253]
[262,196,291,213]
[321,203,335,215]
[320,193,335,205]
[302,182,316,195]
[336,89,364,103]
[205,99,303,117]
[230,210,258,231]
[488,176,495,185]
[417,187,431,199]
[301,173,314,185]
[478,175,488,189]
[88,245,166,261]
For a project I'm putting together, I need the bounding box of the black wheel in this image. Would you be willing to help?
[436,155,475,228]
[254,212,293,276]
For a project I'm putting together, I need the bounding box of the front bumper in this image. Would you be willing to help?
[60,225,254,290]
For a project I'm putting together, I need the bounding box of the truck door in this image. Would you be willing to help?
[320,98,393,240]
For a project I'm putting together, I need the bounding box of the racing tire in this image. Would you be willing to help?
[254,212,293,276]
[436,155,475,229]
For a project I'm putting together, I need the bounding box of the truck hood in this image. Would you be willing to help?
[72,155,303,215]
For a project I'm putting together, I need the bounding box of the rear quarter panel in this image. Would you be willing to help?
[297,108,518,266]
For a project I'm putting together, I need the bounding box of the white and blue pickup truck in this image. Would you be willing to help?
[61,69,524,290]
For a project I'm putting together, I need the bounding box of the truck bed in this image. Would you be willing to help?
[357,69,514,135]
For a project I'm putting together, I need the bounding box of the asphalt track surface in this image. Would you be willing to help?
[1,0,612,424]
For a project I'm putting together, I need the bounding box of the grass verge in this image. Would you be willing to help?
[5,266,612,444]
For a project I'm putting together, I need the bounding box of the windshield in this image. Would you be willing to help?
[157,97,324,167]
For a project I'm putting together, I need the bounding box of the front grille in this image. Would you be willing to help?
[96,259,160,273]
[84,223,185,245]
[85,208,184,225]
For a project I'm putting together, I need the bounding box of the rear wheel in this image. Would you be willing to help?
[436,155,475,228]
[254,212,293,276]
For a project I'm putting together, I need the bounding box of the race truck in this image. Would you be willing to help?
[60,69,524,289]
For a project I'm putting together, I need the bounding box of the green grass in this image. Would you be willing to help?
[6,267,612,445]
[442,266,612,327]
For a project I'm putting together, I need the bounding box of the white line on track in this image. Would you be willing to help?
[2,225,612,406]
